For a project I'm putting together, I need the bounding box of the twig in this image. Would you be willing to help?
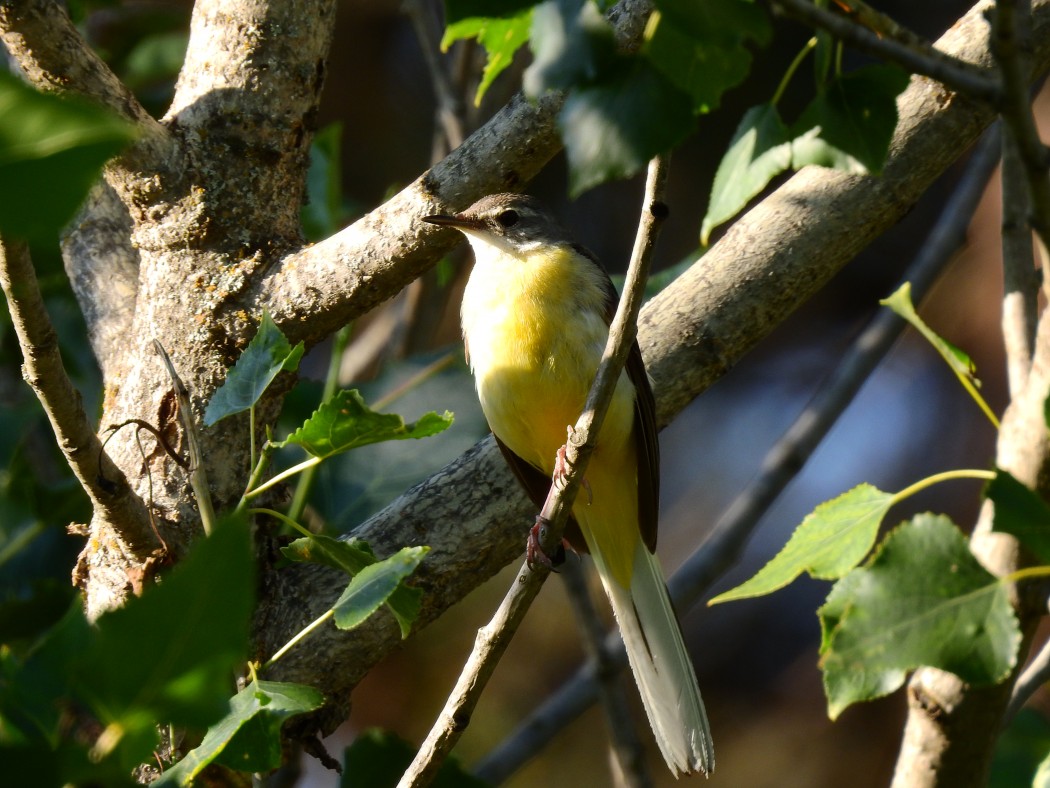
[397,156,670,788]
[559,559,653,788]
[0,236,155,553]
[404,0,466,153]
[1004,628,1050,722]
[772,0,1002,104]
[152,341,217,536]
[473,130,1002,785]
[1000,130,1039,396]
[993,0,1050,291]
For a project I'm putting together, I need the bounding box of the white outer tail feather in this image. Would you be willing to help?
[590,540,714,777]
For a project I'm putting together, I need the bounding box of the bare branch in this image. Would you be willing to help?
[772,0,1002,103]
[0,236,156,555]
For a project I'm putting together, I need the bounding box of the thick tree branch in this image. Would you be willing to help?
[0,237,155,556]
[261,1,1050,744]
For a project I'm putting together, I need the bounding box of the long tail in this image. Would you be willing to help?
[589,539,715,776]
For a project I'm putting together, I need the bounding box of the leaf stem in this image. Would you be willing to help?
[244,456,323,501]
[890,469,996,505]
[249,507,313,539]
[772,37,817,106]
[1002,565,1050,585]
[262,608,335,671]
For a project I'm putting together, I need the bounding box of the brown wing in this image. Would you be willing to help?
[492,434,588,553]
[576,244,660,553]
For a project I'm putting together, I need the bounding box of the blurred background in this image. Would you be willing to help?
[4,0,1046,785]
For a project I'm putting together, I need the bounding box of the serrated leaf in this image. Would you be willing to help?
[701,103,791,244]
[881,282,983,388]
[0,70,138,244]
[155,679,324,786]
[645,0,770,114]
[276,389,453,459]
[560,60,694,197]
[524,0,617,97]
[443,10,532,106]
[332,546,429,631]
[204,311,305,426]
[710,484,892,604]
[791,64,910,174]
[987,469,1050,564]
[819,514,1020,719]
[281,535,424,637]
[342,728,491,788]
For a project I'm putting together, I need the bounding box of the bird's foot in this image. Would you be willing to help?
[526,516,567,571]
[553,440,592,505]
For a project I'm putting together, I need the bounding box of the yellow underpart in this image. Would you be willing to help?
[461,241,641,588]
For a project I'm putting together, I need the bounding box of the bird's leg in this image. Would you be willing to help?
[554,429,592,504]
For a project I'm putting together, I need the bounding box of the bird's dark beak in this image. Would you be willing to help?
[422,212,482,231]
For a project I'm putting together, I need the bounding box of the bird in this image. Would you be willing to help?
[423,193,714,776]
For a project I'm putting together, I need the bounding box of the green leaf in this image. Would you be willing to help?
[276,389,453,459]
[0,70,138,244]
[709,483,892,604]
[204,311,305,426]
[281,535,424,637]
[82,516,255,731]
[881,282,985,389]
[990,708,1050,788]
[987,469,1050,564]
[560,60,694,197]
[122,32,188,89]
[332,546,429,631]
[791,64,910,174]
[819,514,1020,719]
[342,728,490,788]
[443,9,533,106]
[701,103,791,244]
[645,0,770,114]
[444,0,539,24]
[155,679,324,786]
[524,0,617,97]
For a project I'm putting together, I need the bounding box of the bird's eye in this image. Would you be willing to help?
[495,209,519,228]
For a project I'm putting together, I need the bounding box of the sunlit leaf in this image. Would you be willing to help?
[819,514,1019,719]
[443,9,533,106]
[204,311,305,426]
[332,546,429,632]
[710,484,892,604]
[276,389,452,459]
[701,103,791,243]
[155,680,324,785]
[281,535,424,637]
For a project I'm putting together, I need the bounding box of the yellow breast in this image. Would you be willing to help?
[460,242,635,475]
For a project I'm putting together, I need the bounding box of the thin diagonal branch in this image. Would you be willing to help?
[0,236,155,555]
[772,0,1002,103]
[396,156,669,788]
[473,129,1001,785]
